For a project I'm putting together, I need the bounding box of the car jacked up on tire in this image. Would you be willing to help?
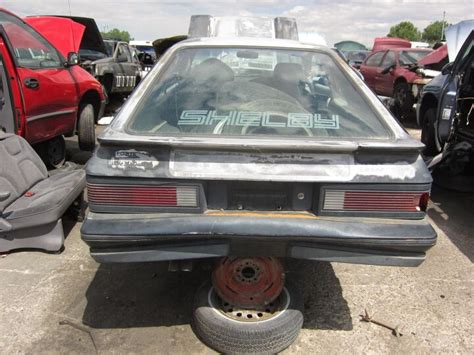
[80,16,437,353]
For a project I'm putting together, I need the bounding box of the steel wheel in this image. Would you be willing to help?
[212,257,285,308]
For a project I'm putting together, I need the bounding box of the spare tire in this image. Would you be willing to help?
[192,280,303,354]
[78,103,96,151]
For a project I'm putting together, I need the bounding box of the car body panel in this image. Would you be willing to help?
[372,37,411,52]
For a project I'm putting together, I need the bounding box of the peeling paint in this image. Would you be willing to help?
[108,150,159,171]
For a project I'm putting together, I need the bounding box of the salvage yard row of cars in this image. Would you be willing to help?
[0,8,473,354]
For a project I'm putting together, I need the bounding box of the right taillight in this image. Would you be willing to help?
[322,189,430,213]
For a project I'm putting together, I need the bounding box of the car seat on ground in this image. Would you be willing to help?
[0,131,85,252]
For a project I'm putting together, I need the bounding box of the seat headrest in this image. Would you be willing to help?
[191,58,234,83]
[273,63,304,83]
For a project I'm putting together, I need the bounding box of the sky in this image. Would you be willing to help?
[2,0,472,47]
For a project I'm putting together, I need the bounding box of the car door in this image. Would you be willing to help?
[1,13,78,145]
[0,52,15,133]
[375,50,396,96]
[359,51,385,92]
[437,31,474,145]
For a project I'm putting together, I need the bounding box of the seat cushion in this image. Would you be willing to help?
[3,169,85,229]
[0,132,48,213]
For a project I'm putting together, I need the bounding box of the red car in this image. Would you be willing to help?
[0,8,106,167]
[359,47,432,117]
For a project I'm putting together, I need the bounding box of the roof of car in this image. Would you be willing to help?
[171,36,329,51]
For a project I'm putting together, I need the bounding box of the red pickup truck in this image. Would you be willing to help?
[0,8,106,167]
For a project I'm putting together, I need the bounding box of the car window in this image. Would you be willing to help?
[0,12,61,69]
[381,51,396,67]
[117,44,130,61]
[364,52,385,67]
[104,41,115,57]
[399,50,430,65]
[127,47,390,140]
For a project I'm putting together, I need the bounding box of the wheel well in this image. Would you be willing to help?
[79,90,101,124]
[419,94,438,126]
[99,73,114,94]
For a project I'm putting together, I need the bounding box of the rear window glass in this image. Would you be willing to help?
[127,47,390,139]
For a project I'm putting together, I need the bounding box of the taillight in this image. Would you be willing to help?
[87,183,198,207]
[323,190,430,213]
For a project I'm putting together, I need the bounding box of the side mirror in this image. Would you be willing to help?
[66,52,79,66]
[441,62,453,75]
[381,64,395,75]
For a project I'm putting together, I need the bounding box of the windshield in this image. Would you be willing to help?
[135,45,156,57]
[399,50,431,65]
[127,47,390,139]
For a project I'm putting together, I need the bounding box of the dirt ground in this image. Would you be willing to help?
[0,123,473,354]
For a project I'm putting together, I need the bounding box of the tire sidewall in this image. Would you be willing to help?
[78,103,96,151]
[394,82,414,116]
[192,280,304,354]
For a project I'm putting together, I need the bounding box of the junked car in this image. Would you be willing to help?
[81,17,436,354]
[417,22,474,165]
[359,47,432,117]
[0,9,106,165]
[29,16,141,97]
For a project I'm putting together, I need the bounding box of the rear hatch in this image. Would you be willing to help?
[86,41,432,219]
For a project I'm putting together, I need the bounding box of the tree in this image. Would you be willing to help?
[387,21,421,41]
[100,28,133,42]
[422,21,450,43]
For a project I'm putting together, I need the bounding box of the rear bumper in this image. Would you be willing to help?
[81,212,437,267]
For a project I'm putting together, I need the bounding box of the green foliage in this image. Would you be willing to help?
[100,28,133,42]
[387,21,421,41]
[422,21,450,43]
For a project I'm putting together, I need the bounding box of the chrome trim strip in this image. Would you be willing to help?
[27,109,76,123]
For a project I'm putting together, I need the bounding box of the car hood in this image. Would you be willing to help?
[418,44,448,67]
[56,16,108,56]
[91,57,114,65]
[445,20,474,62]
[24,16,85,57]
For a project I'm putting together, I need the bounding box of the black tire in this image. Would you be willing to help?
[46,135,66,169]
[393,82,414,118]
[78,104,96,151]
[192,280,304,354]
[421,108,440,156]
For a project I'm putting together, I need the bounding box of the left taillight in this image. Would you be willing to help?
[87,183,198,208]
[322,189,430,213]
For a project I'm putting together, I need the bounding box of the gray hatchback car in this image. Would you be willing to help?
[80,36,437,354]
[82,37,436,266]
